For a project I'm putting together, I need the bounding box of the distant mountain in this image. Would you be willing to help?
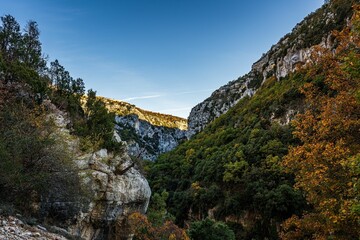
[99,97,188,160]
[100,96,188,130]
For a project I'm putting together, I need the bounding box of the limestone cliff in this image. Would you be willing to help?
[47,104,151,240]
[115,114,187,161]
[72,149,151,240]
[98,97,188,161]
[187,1,351,136]
[99,97,187,131]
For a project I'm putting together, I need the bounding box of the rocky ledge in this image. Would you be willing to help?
[0,215,67,240]
[71,149,151,240]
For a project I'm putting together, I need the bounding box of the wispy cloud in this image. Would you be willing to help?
[122,89,213,102]
[122,94,163,101]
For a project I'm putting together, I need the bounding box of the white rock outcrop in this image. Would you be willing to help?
[45,107,152,240]
[71,149,151,240]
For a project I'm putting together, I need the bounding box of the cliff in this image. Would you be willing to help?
[97,97,188,161]
[99,97,188,131]
[46,104,152,240]
[187,1,353,135]
[115,114,187,161]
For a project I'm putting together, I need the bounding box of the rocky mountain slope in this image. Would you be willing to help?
[100,97,187,130]
[187,0,352,135]
[0,215,67,240]
[98,97,188,160]
[115,114,188,161]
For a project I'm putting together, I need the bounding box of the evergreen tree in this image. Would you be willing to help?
[21,20,46,71]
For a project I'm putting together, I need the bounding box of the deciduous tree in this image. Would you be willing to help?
[281,5,360,239]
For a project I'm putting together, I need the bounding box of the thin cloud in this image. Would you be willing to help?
[121,89,213,102]
[122,94,163,101]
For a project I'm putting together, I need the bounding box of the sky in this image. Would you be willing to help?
[0,0,323,118]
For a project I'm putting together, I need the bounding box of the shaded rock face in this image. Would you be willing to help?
[115,114,188,161]
[71,149,151,240]
[187,3,338,136]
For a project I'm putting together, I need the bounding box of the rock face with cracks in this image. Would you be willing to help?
[71,149,151,240]
[187,3,337,136]
[47,106,151,240]
[115,114,188,161]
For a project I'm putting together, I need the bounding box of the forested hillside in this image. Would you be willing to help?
[147,2,360,239]
[188,0,358,136]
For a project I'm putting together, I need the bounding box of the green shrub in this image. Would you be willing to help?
[188,219,235,240]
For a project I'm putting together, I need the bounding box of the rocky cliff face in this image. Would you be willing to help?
[72,149,151,240]
[47,106,151,240]
[100,97,188,131]
[115,114,188,161]
[187,2,349,136]
[188,71,260,135]
[95,97,188,161]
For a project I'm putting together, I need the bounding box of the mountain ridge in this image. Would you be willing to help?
[98,96,188,131]
[187,0,353,135]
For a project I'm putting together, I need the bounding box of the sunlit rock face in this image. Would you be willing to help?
[100,96,188,131]
[188,71,259,136]
[187,4,336,136]
[72,149,151,240]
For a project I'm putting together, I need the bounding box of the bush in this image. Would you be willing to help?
[188,218,235,240]
[0,101,84,223]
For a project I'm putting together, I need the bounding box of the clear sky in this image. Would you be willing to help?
[0,0,323,118]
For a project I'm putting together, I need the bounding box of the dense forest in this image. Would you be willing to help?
[145,3,360,240]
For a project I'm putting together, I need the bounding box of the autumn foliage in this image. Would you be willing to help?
[281,5,360,239]
[127,212,189,240]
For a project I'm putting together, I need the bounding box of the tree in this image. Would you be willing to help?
[21,20,46,71]
[281,5,360,239]
[188,218,235,240]
[147,191,175,227]
[0,101,83,221]
[0,15,21,64]
[49,59,71,95]
[83,89,116,150]
[126,212,189,240]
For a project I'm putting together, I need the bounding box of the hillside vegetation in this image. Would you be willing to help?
[147,2,360,239]
[0,13,126,224]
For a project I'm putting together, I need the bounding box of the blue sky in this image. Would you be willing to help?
[0,0,323,118]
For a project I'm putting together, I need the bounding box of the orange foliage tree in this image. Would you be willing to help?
[280,5,360,240]
[128,212,190,240]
